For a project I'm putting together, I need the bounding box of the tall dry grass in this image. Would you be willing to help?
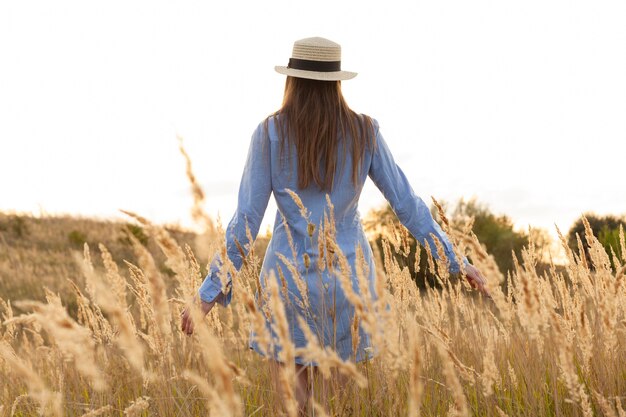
[1,149,625,416]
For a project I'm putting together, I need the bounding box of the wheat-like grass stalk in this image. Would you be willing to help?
[433,337,469,417]
[123,396,150,417]
[0,342,63,417]
[14,297,107,391]
[177,135,215,236]
[188,302,243,416]
[79,405,113,417]
[407,320,423,417]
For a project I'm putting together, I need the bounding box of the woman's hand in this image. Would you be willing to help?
[180,298,217,335]
[464,264,491,298]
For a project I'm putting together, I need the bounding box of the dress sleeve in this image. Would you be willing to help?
[368,121,467,273]
[198,122,272,306]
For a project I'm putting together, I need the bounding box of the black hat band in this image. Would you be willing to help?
[287,58,341,72]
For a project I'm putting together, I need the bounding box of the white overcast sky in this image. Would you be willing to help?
[1,0,625,239]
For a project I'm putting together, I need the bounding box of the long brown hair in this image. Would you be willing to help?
[268,76,374,191]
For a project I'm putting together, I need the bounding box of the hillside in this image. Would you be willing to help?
[0,212,212,307]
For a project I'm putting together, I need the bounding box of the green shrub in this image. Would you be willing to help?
[119,224,149,247]
[68,230,87,247]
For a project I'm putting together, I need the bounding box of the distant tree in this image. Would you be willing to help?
[567,213,626,268]
[451,199,531,274]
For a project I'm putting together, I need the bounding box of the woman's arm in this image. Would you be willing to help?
[367,121,466,273]
[198,122,273,307]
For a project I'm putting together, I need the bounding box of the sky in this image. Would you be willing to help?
[1,0,625,241]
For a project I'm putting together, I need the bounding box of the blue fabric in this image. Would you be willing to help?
[198,116,466,364]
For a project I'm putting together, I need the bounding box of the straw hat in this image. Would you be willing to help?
[275,37,357,81]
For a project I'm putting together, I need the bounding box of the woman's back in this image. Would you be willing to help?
[267,113,372,252]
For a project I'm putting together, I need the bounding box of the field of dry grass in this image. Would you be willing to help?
[1,144,625,416]
[1,202,624,416]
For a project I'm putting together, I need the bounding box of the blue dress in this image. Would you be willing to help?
[198,115,464,365]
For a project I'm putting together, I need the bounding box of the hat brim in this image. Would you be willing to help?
[275,66,357,81]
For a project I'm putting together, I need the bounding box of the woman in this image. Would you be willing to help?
[181,37,489,413]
